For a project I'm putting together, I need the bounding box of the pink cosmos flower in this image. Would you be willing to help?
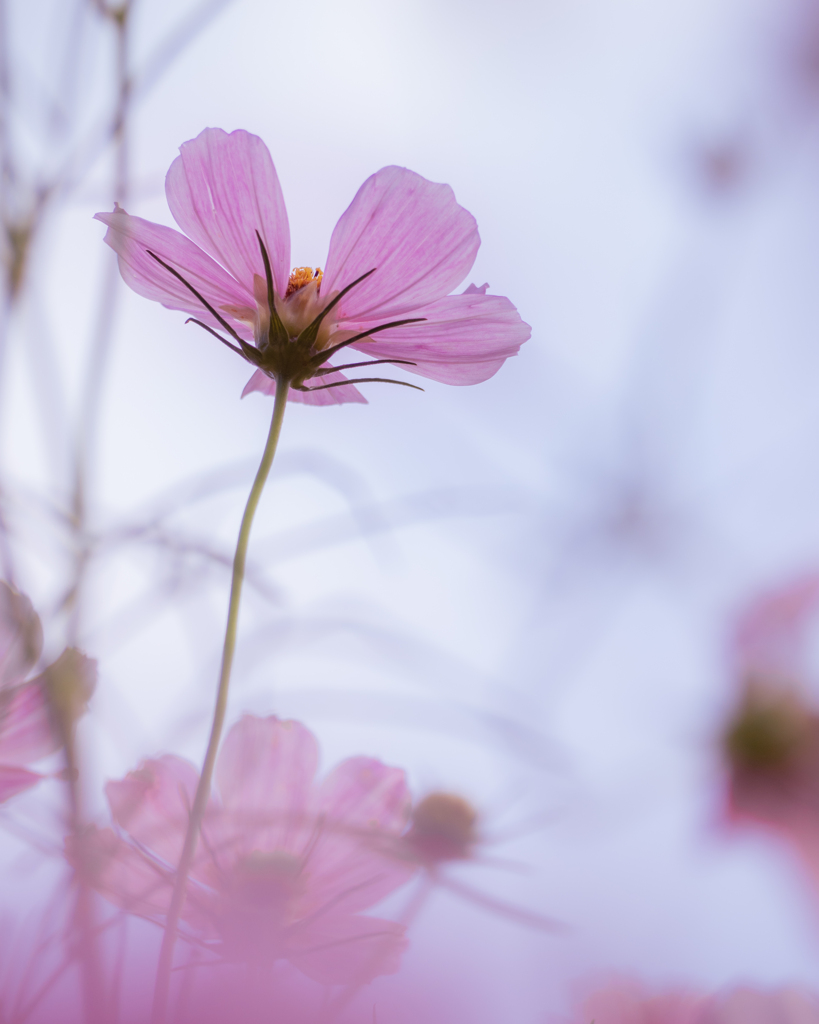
[0,582,96,802]
[77,715,416,984]
[719,572,819,890]
[95,127,530,405]
[570,980,819,1024]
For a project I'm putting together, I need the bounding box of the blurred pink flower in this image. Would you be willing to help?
[95,127,530,406]
[730,572,819,685]
[576,980,703,1024]
[0,583,96,801]
[571,980,819,1024]
[720,572,819,889]
[78,715,416,984]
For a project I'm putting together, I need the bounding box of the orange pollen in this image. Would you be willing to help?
[285,266,322,298]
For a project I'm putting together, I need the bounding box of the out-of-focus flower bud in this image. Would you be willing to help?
[720,574,819,891]
[404,792,479,865]
[723,681,813,778]
[42,648,97,740]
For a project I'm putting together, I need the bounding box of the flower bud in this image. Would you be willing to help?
[43,648,97,738]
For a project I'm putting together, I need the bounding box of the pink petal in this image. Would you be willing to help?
[69,825,175,920]
[708,986,819,1022]
[95,207,255,340]
[166,128,291,301]
[345,291,530,385]
[241,368,367,406]
[580,982,704,1024]
[0,764,44,802]
[316,757,411,832]
[0,583,43,690]
[321,166,480,322]
[301,758,415,916]
[732,573,819,681]
[0,681,59,764]
[215,715,319,856]
[288,913,407,984]
[105,755,205,871]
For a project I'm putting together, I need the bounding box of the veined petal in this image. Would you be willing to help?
[288,913,407,984]
[69,825,175,921]
[216,715,319,856]
[0,682,59,765]
[732,573,819,681]
[322,166,479,321]
[0,583,43,690]
[241,369,367,406]
[302,758,415,915]
[95,208,255,340]
[0,764,44,803]
[106,755,205,871]
[346,291,531,385]
[166,128,291,300]
[316,757,411,833]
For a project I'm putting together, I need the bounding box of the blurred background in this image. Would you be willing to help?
[5,0,819,1019]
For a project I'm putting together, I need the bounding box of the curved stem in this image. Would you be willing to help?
[150,383,289,1023]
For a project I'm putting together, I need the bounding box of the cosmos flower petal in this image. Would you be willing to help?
[166,128,291,300]
[288,913,407,985]
[241,368,367,405]
[575,981,819,1024]
[0,582,43,690]
[345,291,531,385]
[710,986,819,1022]
[215,715,319,853]
[95,208,255,340]
[305,757,416,914]
[0,764,44,803]
[0,681,59,765]
[321,166,480,322]
[579,981,705,1024]
[105,755,207,871]
[69,825,176,920]
[316,756,411,833]
[732,572,819,681]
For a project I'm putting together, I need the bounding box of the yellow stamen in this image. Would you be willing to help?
[286,266,322,298]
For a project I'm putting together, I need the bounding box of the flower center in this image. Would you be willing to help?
[407,792,478,863]
[285,266,322,298]
[217,849,304,961]
[724,680,811,774]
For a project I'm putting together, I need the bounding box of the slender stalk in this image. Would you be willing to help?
[151,384,289,1023]
[62,725,106,1024]
[68,0,132,645]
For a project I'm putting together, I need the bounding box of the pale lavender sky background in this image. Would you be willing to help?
[5,0,819,1018]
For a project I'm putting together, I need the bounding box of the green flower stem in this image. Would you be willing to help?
[151,382,289,1024]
